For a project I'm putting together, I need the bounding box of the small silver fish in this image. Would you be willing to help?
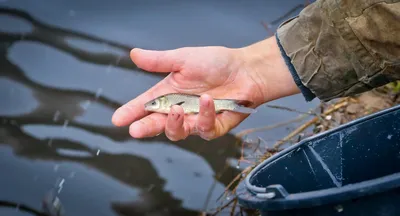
[144,93,257,114]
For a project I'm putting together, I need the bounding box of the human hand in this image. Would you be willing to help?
[111,36,300,141]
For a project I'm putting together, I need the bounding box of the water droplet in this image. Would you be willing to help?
[387,134,393,140]
[57,178,65,193]
[95,88,103,99]
[53,110,61,122]
[58,179,64,188]
[43,190,65,216]
[62,120,69,129]
[335,204,344,212]
[53,197,61,207]
[48,139,53,147]
[58,178,65,187]
[96,149,100,156]
[147,184,155,192]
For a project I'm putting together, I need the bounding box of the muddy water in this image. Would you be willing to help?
[0,0,318,215]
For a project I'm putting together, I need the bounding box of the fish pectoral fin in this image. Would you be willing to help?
[172,101,185,106]
[175,101,185,106]
[233,105,257,114]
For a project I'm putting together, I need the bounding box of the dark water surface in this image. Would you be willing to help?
[0,0,319,215]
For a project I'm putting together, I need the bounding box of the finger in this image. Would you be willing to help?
[111,82,174,127]
[165,105,190,141]
[129,113,166,138]
[130,48,185,73]
[196,94,217,140]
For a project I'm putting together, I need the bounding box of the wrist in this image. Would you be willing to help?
[238,36,301,104]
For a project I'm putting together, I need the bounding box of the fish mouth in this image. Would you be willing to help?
[144,105,152,111]
[144,103,156,112]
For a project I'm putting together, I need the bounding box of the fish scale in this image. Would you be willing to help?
[144,93,257,114]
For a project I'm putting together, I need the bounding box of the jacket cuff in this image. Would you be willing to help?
[275,34,316,102]
[274,1,400,102]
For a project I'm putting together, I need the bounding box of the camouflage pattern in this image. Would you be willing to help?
[277,0,400,101]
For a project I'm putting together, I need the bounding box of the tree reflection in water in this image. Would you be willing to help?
[0,7,242,216]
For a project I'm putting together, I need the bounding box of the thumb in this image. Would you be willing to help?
[130,48,184,73]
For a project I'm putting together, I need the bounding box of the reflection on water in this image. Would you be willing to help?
[0,6,242,216]
[0,13,33,33]
[0,1,317,215]
[0,78,39,116]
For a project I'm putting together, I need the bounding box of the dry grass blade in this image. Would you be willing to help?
[230,199,238,216]
[210,198,236,216]
[235,114,309,138]
[272,98,349,149]
[217,166,253,203]
[265,104,318,116]
[260,21,274,36]
[269,4,306,25]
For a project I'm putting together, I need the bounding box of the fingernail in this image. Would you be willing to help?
[131,48,142,52]
[201,96,210,107]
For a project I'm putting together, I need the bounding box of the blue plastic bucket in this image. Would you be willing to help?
[236,104,400,216]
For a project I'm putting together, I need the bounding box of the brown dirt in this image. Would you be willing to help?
[312,86,400,134]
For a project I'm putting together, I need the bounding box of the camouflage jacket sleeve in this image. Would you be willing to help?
[276,0,400,102]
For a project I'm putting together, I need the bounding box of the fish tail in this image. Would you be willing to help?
[229,99,253,107]
[232,104,257,114]
[214,99,256,114]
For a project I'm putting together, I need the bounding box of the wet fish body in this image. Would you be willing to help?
[144,93,256,114]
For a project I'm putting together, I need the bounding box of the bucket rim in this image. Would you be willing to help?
[238,172,400,210]
[241,104,400,208]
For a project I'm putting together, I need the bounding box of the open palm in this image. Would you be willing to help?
[112,46,266,141]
